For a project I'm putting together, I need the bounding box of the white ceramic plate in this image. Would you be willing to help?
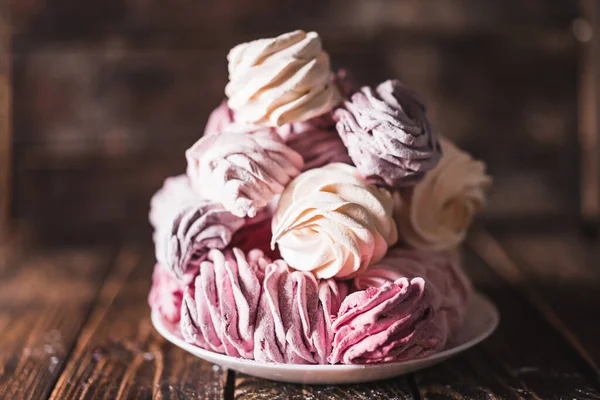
[152,292,499,384]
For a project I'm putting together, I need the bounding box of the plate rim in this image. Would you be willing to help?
[152,291,499,370]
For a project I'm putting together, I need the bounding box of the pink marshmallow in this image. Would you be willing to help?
[180,248,271,359]
[230,214,281,261]
[149,175,246,278]
[147,263,197,323]
[254,261,349,364]
[354,248,471,332]
[329,277,443,364]
[329,248,471,364]
[203,101,351,171]
[186,130,304,218]
[277,115,352,171]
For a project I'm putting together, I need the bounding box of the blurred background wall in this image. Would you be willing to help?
[3,0,597,244]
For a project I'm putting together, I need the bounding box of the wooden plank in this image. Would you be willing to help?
[412,242,600,399]
[10,0,577,45]
[473,228,600,375]
[0,0,11,244]
[578,0,600,223]
[234,373,416,400]
[0,247,112,400]
[49,248,228,400]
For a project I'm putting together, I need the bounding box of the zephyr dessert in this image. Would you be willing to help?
[148,30,491,365]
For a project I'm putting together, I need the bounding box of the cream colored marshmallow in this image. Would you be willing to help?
[271,163,397,279]
[226,30,341,127]
[396,138,491,250]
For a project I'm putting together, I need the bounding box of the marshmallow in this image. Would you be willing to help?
[335,80,441,187]
[186,130,303,218]
[396,138,491,250]
[272,163,397,279]
[149,175,245,278]
[226,30,341,126]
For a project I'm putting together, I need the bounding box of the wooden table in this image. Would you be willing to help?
[1,226,599,399]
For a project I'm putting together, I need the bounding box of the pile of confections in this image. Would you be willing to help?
[148,30,491,365]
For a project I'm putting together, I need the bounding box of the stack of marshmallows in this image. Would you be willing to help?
[148,30,491,365]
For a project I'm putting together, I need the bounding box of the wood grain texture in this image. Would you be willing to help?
[49,248,228,400]
[412,245,600,400]
[473,228,600,376]
[234,373,416,399]
[10,0,576,43]
[15,152,184,245]
[578,0,600,221]
[0,248,112,400]
[0,0,11,243]
[0,238,600,398]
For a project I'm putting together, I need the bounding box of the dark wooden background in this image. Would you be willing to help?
[2,0,598,244]
[2,3,600,399]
